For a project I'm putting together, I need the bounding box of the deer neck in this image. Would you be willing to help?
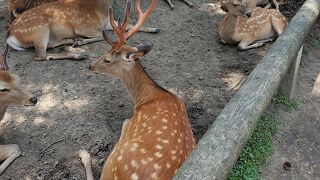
[0,105,8,121]
[224,14,241,34]
[119,63,163,109]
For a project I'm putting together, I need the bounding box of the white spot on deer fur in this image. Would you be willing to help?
[162,118,168,123]
[172,156,177,160]
[162,126,168,130]
[151,172,158,179]
[154,163,161,170]
[131,160,138,168]
[154,152,163,158]
[166,163,171,168]
[171,150,177,154]
[140,148,147,154]
[147,157,153,162]
[162,139,169,144]
[141,159,148,165]
[130,173,139,180]
[124,164,129,170]
[142,123,147,127]
[156,144,163,150]
[117,156,123,161]
[155,130,162,135]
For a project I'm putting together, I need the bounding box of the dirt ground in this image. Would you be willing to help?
[0,0,314,179]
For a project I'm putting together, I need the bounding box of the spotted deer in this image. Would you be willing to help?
[164,0,193,10]
[79,0,195,179]
[219,0,287,50]
[6,0,160,61]
[8,0,57,22]
[0,47,37,175]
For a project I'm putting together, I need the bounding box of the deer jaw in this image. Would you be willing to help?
[0,71,37,106]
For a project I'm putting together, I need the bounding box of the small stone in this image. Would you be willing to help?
[118,102,124,107]
[283,162,292,170]
[54,160,59,167]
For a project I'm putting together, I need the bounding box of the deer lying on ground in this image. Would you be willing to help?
[0,48,37,176]
[8,0,57,22]
[7,0,160,61]
[219,0,287,50]
[164,0,193,10]
[79,0,195,179]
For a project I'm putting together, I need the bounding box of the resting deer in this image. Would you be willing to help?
[164,0,193,10]
[0,47,37,176]
[8,0,57,22]
[219,0,287,50]
[79,0,195,179]
[7,0,160,61]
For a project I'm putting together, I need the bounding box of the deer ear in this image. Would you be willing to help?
[126,43,153,61]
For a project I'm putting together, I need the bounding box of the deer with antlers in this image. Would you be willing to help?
[8,0,57,22]
[79,0,195,179]
[6,0,160,61]
[219,0,287,50]
[0,47,37,175]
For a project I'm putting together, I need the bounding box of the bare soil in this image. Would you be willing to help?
[0,0,315,179]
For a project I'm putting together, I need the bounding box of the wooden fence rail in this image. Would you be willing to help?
[173,0,320,179]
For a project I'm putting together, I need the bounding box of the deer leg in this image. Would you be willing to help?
[263,3,272,9]
[0,144,22,175]
[178,0,194,8]
[79,150,94,180]
[238,35,264,50]
[47,39,75,48]
[72,37,104,47]
[255,38,275,44]
[164,0,175,9]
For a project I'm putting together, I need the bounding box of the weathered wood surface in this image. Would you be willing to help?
[173,0,320,179]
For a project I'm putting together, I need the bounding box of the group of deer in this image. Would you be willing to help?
[1,0,195,179]
[1,0,288,179]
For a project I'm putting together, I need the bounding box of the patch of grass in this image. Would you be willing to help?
[228,116,277,180]
[273,93,299,111]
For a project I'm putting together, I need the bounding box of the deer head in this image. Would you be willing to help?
[221,0,252,17]
[0,49,37,106]
[89,0,157,76]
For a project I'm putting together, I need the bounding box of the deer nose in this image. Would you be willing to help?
[30,97,37,105]
[246,12,252,18]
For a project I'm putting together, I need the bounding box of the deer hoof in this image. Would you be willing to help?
[74,54,88,60]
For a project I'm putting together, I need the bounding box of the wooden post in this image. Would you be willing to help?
[173,0,320,179]
[280,46,303,99]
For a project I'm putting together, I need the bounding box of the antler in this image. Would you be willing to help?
[0,45,10,71]
[103,0,158,51]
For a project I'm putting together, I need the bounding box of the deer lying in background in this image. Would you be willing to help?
[7,0,160,61]
[79,0,195,179]
[219,0,287,50]
[0,48,37,176]
[164,0,193,10]
[8,0,57,22]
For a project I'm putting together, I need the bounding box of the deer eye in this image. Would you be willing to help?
[0,89,10,92]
